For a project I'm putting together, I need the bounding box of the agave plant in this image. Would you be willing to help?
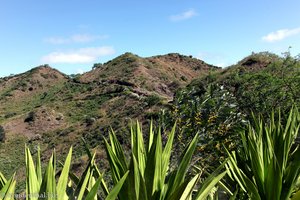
[226,108,300,200]
[102,121,226,200]
[0,171,16,199]
[25,146,128,200]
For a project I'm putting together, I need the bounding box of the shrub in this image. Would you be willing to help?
[0,126,5,142]
[145,94,161,107]
[24,111,36,123]
[168,84,246,169]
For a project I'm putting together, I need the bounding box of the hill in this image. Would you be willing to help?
[80,52,218,98]
[0,53,218,182]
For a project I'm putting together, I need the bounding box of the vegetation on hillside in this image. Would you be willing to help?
[163,52,300,171]
[0,108,299,199]
[0,51,299,199]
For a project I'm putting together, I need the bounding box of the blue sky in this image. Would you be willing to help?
[1,0,300,77]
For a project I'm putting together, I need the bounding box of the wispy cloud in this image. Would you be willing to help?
[170,9,198,22]
[41,46,115,64]
[45,34,109,44]
[262,27,300,42]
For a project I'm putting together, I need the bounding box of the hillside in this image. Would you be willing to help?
[80,52,218,98]
[167,51,300,170]
[186,52,300,116]
[0,53,218,182]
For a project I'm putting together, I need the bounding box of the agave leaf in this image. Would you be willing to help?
[283,146,300,200]
[179,173,201,200]
[3,180,16,200]
[104,138,126,184]
[0,172,7,188]
[105,171,129,200]
[153,128,163,194]
[74,153,96,198]
[39,154,56,200]
[127,154,140,199]
[0,174,15,200]
[36,146,42,187]
[77,167,92,200]
[147,120,154,153]
[161,123,176,183]
[109,128,127,170]
[166,178,191,200]
[57,147,72,200]
[25,147,39,200]
[81,138,109,196]
[88,176,96,192]
[85,176,103,200]
[92,165,109,197]
[144,127,163,199]
[167,133,199,196]
[226,150,260,199]
[194,171,226,200]
[137,122,146,174]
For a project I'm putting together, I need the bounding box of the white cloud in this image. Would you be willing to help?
[41,46,115,64]
[45,34,109,44]
[262,27,300,42]
[170,9,198,22]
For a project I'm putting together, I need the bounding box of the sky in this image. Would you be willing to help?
[1,0,300,77]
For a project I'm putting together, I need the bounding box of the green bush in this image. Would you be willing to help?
[167,83,246,170]
[145,94,161,107]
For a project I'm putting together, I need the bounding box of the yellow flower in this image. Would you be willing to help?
[198,145,205,152]
[194,112,202,125]
[218,124,229,136]
[208,112,217,123]
[215,143,221,150]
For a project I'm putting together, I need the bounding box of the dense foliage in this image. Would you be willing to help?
[164,52,300,171]
[168,83,245,169]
